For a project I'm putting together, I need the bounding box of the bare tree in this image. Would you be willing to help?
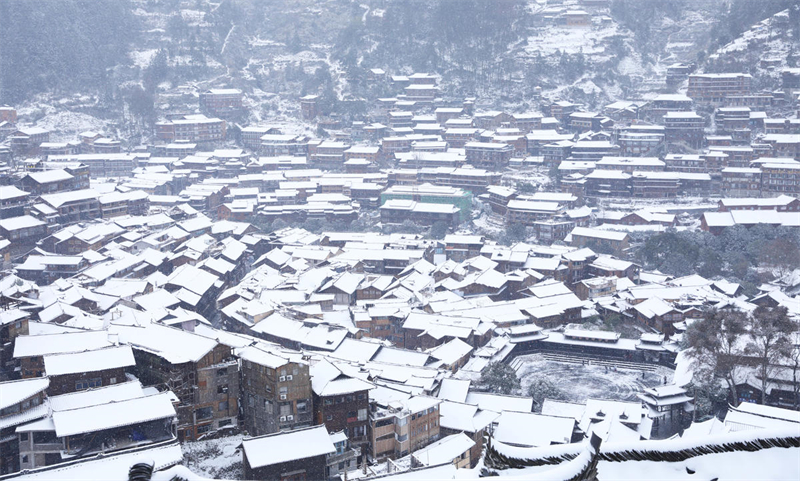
[789,339,800,410]
[684,309,749,407]
[747,306,794,405]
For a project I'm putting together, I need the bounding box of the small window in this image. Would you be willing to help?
[327,414,333,421]
[219,401,229,411]
[196,407,214,420]
[218,384,229,394]
[297,401,308,413]
[324,399,333,406]
[292,366,299,376]
[21,455,28,464]
[217,368,227,376]
[197,424,211,435]
[19,433,28,442]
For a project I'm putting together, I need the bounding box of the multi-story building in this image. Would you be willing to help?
[239,344,313,437]
[259,134,308,157]
[631,172,680,198]
[569,227,630,255]
[663,111,704,149]
[569,140,620,162]
[0,185,30,219]
[596,156,665,173]
[464,142,513,169]
[666,64,692,87]
[199,88,243,116]
[505,199,563,226]
[240,126,279,150]
[381,184,472,221]
[242,425,335,481]
[155,114,226,143]
[37,189,101,224]
[9,128,50,156]
[444,234,484,262]
[687,73,752,105]
[0,377,48,474]
[761,162,800,196]
[644,94,693,123]
[664,154,706,173]
[300,95,319,120]
[344,145,381,163]
[311,360,374,452]
[46,154,137,178]
[369,394,442,461]
[762,134,800,159]
[617,129,664,156]
[380,200,461,228]
[721,167,762,197]
[584,170,632,197]
[309,140,349,169]
[112,322,240,441]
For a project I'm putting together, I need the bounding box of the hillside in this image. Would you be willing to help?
[2,0,799,140]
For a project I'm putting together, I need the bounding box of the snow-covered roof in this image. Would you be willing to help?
[14,331,112,358]
[110,322,219,364]
[43,345,135,376]
[495,411,574,447]
[242,425,335,468]
[0,378,49,410]
[52,392,176,437]
[465,391,533,413]
[11,443,184,481]
[411,433,475,466]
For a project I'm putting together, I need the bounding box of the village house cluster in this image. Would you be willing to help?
[1,8,800,478]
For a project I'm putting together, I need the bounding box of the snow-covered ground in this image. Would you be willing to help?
[515,353,675,403]
[129,49,160,69]
[34,111,111,142]
[181,434,243,480]
[522,24,621,57]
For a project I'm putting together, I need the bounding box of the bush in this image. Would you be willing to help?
[478,362,521,395]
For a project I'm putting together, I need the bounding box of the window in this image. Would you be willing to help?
[218,419,232,428]
[297,401,308,413]
[217,384,229,394]
[19,433,28,442]
[324,399,333,406]
[21,455,28,464]
[346,395,354,402]
[197,424,211,435]
[326,414,333,421]
[265,400,274,414]
[280,403,292,417]
[357,393,366,400]
[265,384,272,393]
[357,408,367,421]
[75,378,102,391]
[195,407,214,420]
[217,368,227,376]
[33,431,58,444]
[293,366,299,376]
[279,386,288,395]
[219,401,229,411]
